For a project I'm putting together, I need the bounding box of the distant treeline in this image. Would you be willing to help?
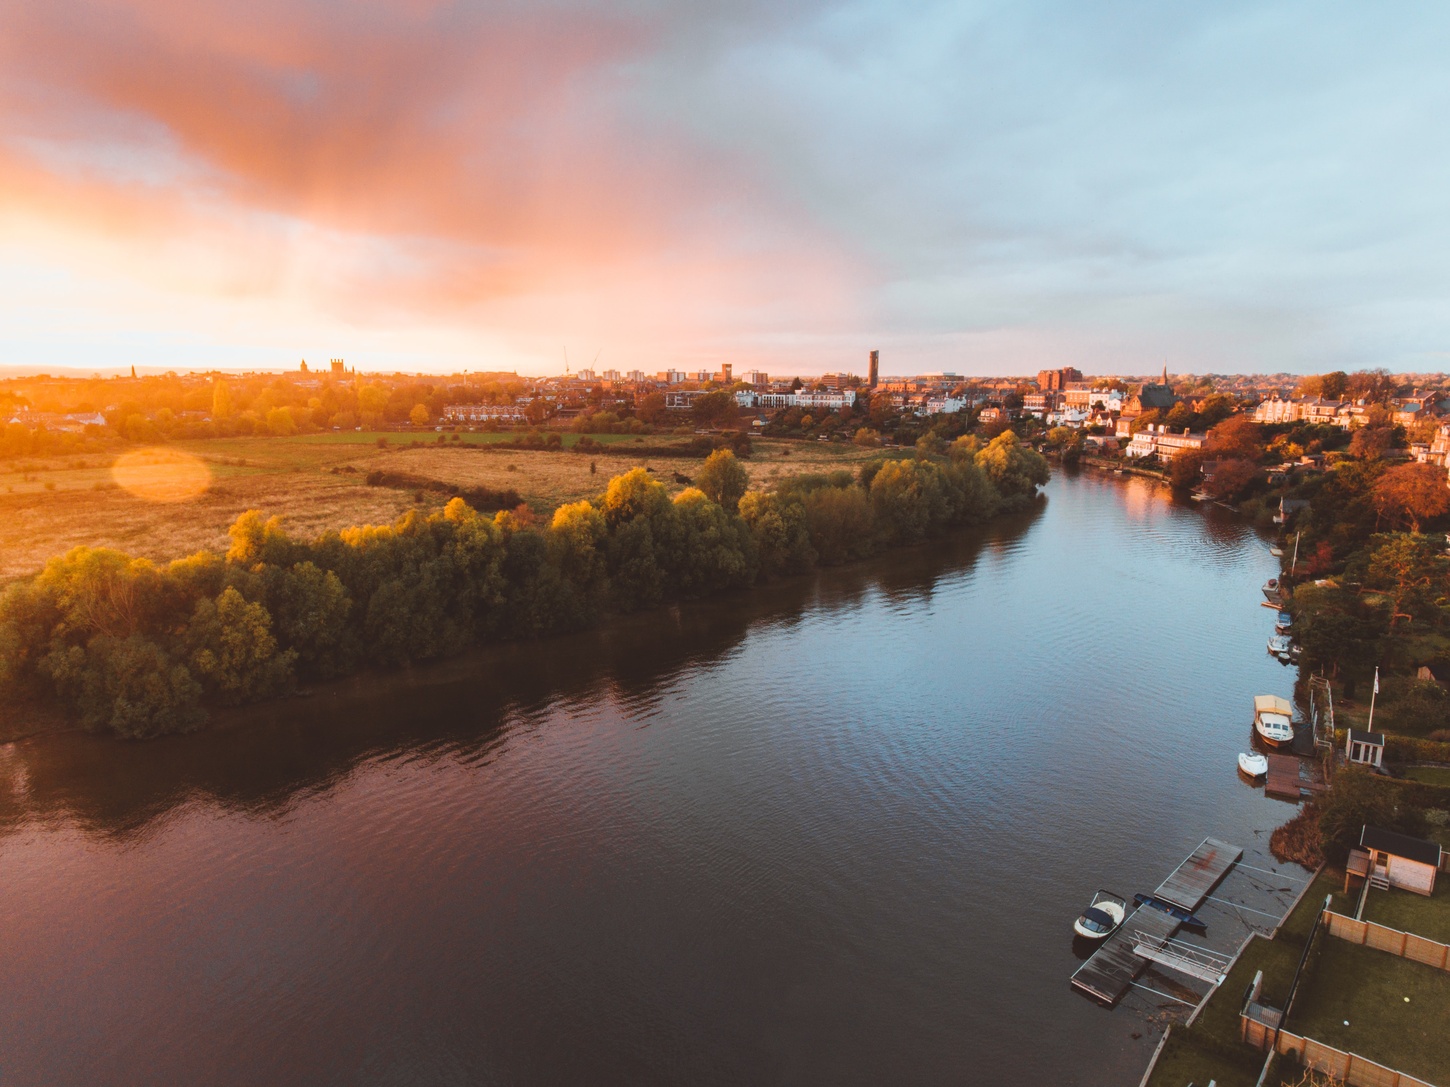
[362,469,523,512]
[0,435,1047,739]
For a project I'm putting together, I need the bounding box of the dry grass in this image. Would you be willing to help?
[0,434,882,581]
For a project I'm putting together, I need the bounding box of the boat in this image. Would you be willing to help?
[1262,578,1283,604]
[1269,545,1285,557]
[1253,694,1295,747]
[1073,889,1126,940]
[1238,751,1269,778]
[1275,610,1293,634]
[1132,893,1207,931]
[1267,634,1293,660]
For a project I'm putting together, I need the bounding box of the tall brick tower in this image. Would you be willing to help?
[869,350,879,389]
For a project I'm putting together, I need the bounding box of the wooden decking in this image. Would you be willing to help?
[1155,837,1243,912]
[1265,753,1327,799]
[1070,838,1243,1005]
[1070,905,1178,1005]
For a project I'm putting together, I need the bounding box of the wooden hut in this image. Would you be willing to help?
[1345,729,1384,768]
[1356,826,1442,896]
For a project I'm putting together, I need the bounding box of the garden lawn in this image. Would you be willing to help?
[1361,881,1450,944]
[1288,939,1450,1085]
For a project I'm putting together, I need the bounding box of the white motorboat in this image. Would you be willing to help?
[1269,545,1285,557]
[1253,694,1295,747]
[1073,890,1126,940]
[1267,634,1293,659]
[1238,752,1269,778]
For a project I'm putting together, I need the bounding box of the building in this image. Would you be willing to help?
[1125,424,1206,461]
[978,406,1004,424]
[601,369,621,382]
[716,364,733,384]
[792,389,857,410]
[1036,367,1083,391]
[1354,826,1442,895]
[442,403,528,423]
[923,396,968,415]
[1063,384,1122,412]
[1345,729,1385,768]
[868,350,879,389]
[663,389,710,409]
[1124,366,1177,417]
[330,358,345,375]
[1023,391,1062,416]
[627,370,647,383]
[744,370,769,387]
[660,370,685,384]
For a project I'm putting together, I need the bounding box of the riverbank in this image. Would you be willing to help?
[0,437,1050,741]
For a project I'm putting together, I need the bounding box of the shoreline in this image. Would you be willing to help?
[1,495,1050,749]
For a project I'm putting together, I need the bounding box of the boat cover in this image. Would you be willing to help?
[1253,694,1293,717]
[1080,907,1116,930]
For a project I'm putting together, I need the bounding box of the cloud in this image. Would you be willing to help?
[1,0,1448,373]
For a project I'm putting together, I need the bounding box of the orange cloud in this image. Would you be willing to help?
[0,0,864,367]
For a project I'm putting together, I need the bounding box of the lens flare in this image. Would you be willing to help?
[111,448,212,503]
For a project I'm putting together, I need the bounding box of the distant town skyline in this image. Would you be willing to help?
[3,3,1449,376]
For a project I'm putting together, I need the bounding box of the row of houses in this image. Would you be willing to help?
[1252,392,1443,429]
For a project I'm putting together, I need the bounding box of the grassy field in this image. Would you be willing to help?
[1404,765,1450,787]
[1289,938,1450,1084]
[0,434,878,581]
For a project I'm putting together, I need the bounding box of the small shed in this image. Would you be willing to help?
[1346,729,1385,768]
[1358,826,1442,896]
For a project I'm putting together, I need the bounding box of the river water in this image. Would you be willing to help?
[0,471,1308,1086]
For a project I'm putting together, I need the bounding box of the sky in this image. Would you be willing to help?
[1,1,1449,377]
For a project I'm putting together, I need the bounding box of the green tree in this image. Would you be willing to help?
[1317,767,1427,863]
[185,587,296,705]
[695,449,750,512]
[738,491,815,577]
[409,403,431,427]
[975,431,1049,506]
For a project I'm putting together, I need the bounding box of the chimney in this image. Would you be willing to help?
[869,350,879,389]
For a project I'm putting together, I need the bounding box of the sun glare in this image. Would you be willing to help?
[111,448,212,503]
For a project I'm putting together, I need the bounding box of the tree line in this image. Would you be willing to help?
[0,436,1048,739]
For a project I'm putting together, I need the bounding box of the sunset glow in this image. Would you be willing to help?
[2,3,1449,373]
[111,447,212,502]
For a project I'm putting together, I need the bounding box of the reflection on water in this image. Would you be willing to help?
[0,473,1305,1086]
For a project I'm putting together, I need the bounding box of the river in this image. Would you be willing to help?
[0,470,1308,1086]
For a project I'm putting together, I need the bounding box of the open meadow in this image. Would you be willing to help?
[0,432,878,581]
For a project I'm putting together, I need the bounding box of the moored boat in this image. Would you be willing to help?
[1274,610,1293,634]
[1267,634,1293,660]
[1269,545,1284,557]
[1073,890,1126,940]
[1238,751,1269,778]
[1253,694,1295,747]
[1132,893,1207,931]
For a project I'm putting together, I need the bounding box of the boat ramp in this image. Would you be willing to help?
[1070,838,1243,1005]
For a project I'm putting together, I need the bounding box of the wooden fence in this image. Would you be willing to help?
[1322,910,1450,972]
[1275,1030,1436,1087]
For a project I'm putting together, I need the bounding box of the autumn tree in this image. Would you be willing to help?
[695,449,750,512]
[1371,462,1450,532]
[409,404,430,427]
[1349,425,1392,461]
[1204,415,1264,461]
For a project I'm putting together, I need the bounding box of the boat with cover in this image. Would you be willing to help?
[1275,610,1293,634]
[1132,893,1207,931]
[1267,634,1293,660]
[1253,694,1295,747]
[1238,751,1269,778]
[1073,890,1126,940]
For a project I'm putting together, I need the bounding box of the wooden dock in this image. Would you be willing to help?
[1265,753,1327,799]
[1070,838,1243,1005]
